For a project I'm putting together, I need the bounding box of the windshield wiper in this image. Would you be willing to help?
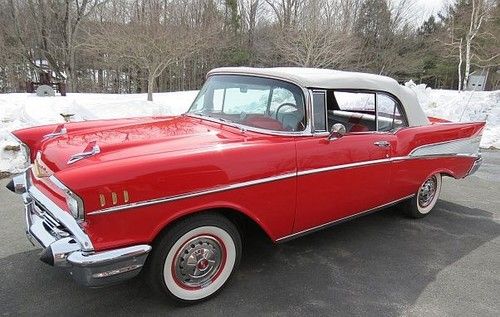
[214,117,246,132]
[193,112,209,117]
[189,112,245,132]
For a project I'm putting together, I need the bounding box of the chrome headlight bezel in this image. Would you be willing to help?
[64,190,85,221]
[50,176,85,221]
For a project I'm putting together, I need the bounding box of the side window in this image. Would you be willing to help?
[312,91,327,132]
[330,91,376,132]
[376,93,406,132]
[334,91,375,112]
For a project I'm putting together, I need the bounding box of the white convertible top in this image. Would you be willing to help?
[208,67,429,126]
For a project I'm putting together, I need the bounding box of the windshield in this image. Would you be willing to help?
[188,75,306,132]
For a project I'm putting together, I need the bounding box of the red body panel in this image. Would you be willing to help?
[13,115,485,252]
[294,133,394,231]
[428,116,451,124]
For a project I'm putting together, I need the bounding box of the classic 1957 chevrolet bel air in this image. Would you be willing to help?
[7,67,484,302]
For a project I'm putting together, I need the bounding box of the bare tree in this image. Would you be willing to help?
[0,0,497,93]
[88,0,215,101]
[239,0,262,50]
[462,0,494,89]
[277,1,358,67]
[7,0,110,92]
[264,0,304,28]
[441,0,497,91]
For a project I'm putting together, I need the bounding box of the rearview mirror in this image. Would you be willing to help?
[328,123,346,140]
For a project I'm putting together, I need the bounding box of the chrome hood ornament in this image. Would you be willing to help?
[43,124,67,140]
[68,141,101,164]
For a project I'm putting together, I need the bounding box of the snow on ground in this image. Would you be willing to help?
[0,91,198,173]
[0,85,499,174]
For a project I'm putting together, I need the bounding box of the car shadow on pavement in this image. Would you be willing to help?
[0,200,498,316]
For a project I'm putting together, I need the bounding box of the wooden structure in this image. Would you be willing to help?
[26,71,66,96]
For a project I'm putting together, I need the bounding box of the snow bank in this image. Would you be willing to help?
[0,91,198,173]
[405,81,500,149]
[1,86,498,174]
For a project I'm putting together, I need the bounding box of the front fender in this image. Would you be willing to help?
[148,200,275,243]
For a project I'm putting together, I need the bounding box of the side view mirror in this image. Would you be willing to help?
[328,123,346,140]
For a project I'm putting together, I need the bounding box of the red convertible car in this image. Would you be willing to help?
[7,67,484,302]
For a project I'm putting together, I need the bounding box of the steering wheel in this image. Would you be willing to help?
[274,103,299,119]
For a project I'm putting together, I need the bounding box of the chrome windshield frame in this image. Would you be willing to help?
[185,73,314,137]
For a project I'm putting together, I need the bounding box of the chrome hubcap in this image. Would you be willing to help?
[418,176,437,208]
[173,235,224,289]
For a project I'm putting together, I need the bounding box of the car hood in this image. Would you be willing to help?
[39,115,245,173]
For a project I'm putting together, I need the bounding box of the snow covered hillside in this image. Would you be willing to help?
[0,86,498,174]
[406,81,499,150]
[0,91,197,174]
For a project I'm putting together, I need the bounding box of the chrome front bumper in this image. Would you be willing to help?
[9,170,152,287]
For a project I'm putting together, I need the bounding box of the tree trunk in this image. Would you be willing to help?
[463,36,472,90]
[98,69,104,92]
[65,63,75,93]
[458,38,463,92]
[147,74,155,101]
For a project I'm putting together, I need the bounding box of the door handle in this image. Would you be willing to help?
[374,141,391,148]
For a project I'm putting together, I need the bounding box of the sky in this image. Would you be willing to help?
[416,0,450,17]
[406,0,452,24]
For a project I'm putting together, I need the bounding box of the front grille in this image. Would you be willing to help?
[33,199,71,239]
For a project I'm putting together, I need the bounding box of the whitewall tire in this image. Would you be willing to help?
[144,213,241,303]
[404,173,442,218]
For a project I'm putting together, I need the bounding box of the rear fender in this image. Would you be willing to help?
[425,167,458,180]
[395,121,486,157]
[427,116,451,124]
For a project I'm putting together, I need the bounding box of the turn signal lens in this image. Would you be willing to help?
[32,152,52,178]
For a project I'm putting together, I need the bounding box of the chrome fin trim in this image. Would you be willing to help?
[87,138,480,216]
[409,136,481,158]
[297,157,395,177]
[87,172,297,216]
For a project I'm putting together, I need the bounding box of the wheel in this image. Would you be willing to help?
[403,173,442,218]
[144,213,242,303]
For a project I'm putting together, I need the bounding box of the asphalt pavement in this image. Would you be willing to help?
[0,151,499,316]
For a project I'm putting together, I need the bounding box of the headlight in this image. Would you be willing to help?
[66,194,80,219]
[50,176,85,221]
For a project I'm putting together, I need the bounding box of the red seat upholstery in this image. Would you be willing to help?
[349,124,369,132]
[241,115,283,131]
[347,115,370,132]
